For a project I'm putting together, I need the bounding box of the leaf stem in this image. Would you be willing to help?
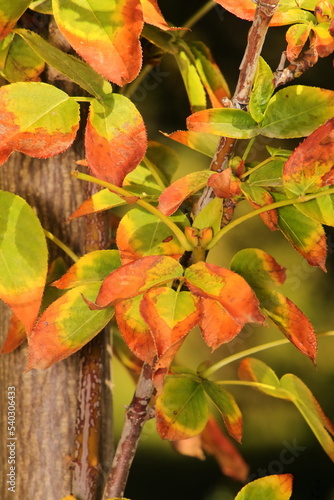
[180,1,216,34]
[199,331,334,379]
[71,171,194,251]
[121,64,153,99]
[206,186,334,250]
[216,380,279,390]
[43,229,79,262]
[241,137,256,162]
[142,156,168,190]
[240,155,287,180]
[71,96,94,103]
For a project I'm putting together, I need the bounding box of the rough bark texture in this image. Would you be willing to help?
[0,148,85,500]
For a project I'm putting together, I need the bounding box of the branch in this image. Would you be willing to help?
[194,0,279,216]
[273,45,318,88]
[103,362,155,499]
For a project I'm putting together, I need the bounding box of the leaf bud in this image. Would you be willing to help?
[184,226,199,248]
[315,1,334,23]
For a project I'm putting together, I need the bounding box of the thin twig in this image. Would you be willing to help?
[103,363,155,499]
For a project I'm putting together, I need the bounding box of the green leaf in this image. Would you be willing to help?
[29,0,53,14]
[144,141,179,184]
[69,189,126,220]
[15,29,112,97]
[116,207,188,264]
[187,108,259,138]
[164,130,220,157]
[156,373,209,440]
[141,24,178,54]
[247,158,285,188]
[193,197,223,233]
[249,57,274,122]
[260,86,334,138]
[0,191,48,332]
[85,94,147,186]
[202,380,243,442]
[0,0,31,40]
[53,250,121,289]
[174,47,207,112]
[0,82,80,165]
[53,0,143,86]
[230,248,317,362]
[234,474,293,500]
[0,33,45,83]
[26,283,114,370]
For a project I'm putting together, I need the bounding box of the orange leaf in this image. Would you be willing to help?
[0,314,26,354]
[141,0,181,30]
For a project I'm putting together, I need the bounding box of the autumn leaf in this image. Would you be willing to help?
[158,170,213,216]
[156,371,209,440]
[116,207,188,264]
[0,314,26,354]
[184,261,266,327]
[141,0,180,30]
[0,191,48,333]
[231,248,317,362]
[241,183,278,231]
[163,130,220,158]
[94,255,183,308]
[53,0,143,86]
[283,118,334,226]
[208,167,242,199]
[186,108,258,139]
[26,283,114,370]
[234,474,293,500]
[174,47,207,113]
[0,82,79,165]
[0,33,45,83]
[69,189,125,220]
[85,94,147,186]
[0,0,31,40]
[286,23,312,61]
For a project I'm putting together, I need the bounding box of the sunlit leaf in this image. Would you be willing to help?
[53,250,121,289]
[187,108,258,139]
[234,474,293,500]
[0,0,31,40]
[156,372,209,440]
[85,94,147,186]
[174,47,207,112]
[312,22,334,58]
[283,118,334,225]
[140,0,177,30]
[247,158,285,188]
[15,29,112,97]
[0,33,45,83]
[144,141,179,184]
[53,0,143,86]
[249,57,274,122]
[29,0,53,14]
[115,294,156,364]
[238,358,334,460]
[116,207,188,264]
[94,255,183,307]
[188,41,230,107]
[193,197,223,233]
[230,248,317,362]
[208,167,242,199]
[0,82,80,165]
[158,170,213,216]
[286,23,312,61]
[69,189,125,220]
[0,191,47,332]
[260,86,334,138]
[163,130,220,157]
[202,380,243,442]
[26,283,114,370]
[0,313,26,354]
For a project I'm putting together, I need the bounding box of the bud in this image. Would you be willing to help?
[184,226,199,248]
[199,227,213,248]
[315,1,334,23]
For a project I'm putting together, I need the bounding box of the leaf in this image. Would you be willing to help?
[199,297,244,351]
[202,380,243,442]
[69,189,125,220]
[53,0,143,86]
[283,118,334,225]
[0,82,80,165]
[144,140,179,184]
[286,23,312,61]
[158,170,213,216]
[174,47,207,113]
[188,41,231,107]
[94,255,183,307]
[184,261,266,327]
[234,474,293,500]
[26,283,114,370]
[0,0,31,40]
[260,86,334,138]
[115,294,157,364]
[116,207,188,264]
[249,57,274,123]
[15,29,112,98]
[187,108,259,139]
[247,158,285,188]
[140,0,175,30]
[156,373,209,440]
[0,191,47,332]
[53,250,121,289]
[0,33,45,83]
[0,313,26,354]
[230,248,317,362]
[140,288,200,363]
[312,22,334,58]
[208,168,242,199]
[214,0,315,25]
[141,24,178,55]
[272,192,327,270]
[29,0,53,14]
[85,94,147,186]
[193,197,223,233]
[238,358,334,461]
[201,417,249,482]
[163,130,220,157]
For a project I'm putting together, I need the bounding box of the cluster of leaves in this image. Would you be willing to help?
[0,0,334,497]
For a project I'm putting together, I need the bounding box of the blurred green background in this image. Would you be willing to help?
[113,1,334,499]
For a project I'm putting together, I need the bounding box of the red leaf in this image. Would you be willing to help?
[208,167,241,198]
